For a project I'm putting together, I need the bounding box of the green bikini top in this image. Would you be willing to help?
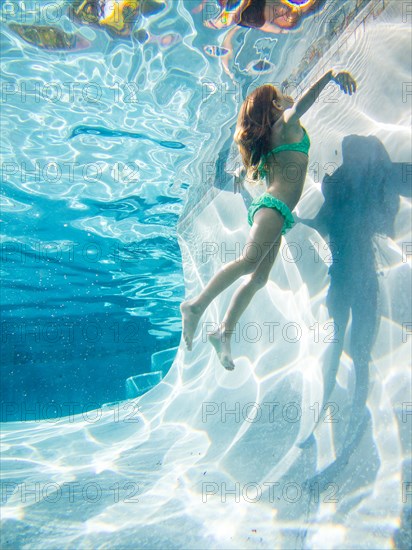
[257,127,311,179]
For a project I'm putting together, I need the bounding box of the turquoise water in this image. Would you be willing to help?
[1,1,193,417]
[1,1,411,548]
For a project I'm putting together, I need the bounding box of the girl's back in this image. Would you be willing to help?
[262,120,311,211]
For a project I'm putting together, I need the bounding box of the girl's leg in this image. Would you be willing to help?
[209,235,281,369]
[180,206,284,350]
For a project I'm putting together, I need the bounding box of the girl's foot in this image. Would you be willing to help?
[180,300,203,351]
[208,328,235,371]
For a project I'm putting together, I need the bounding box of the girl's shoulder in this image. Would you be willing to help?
[269,117,304,147]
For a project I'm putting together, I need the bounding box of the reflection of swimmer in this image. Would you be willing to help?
[201,0,327,81]
[68,0,137,36]
[8,23,91,51]
[203,0,327,33]
[9,0,166,51]
[68,0,165,37]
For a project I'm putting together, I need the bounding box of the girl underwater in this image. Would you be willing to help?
[180,69,357,370]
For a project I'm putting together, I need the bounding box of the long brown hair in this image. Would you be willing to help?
[234,84,281,184]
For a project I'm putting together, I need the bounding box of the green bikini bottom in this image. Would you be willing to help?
[247,193,295,235]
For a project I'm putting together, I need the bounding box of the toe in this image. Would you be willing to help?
[183,336,190,350]
[223,357,234,370]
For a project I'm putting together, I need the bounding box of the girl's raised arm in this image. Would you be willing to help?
[284,70,357,124]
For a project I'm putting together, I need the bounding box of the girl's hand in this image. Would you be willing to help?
[332,71,357,95]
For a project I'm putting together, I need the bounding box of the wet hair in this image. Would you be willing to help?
[238,0,266,29]
[234,84,281,184]
[217,0,328,32]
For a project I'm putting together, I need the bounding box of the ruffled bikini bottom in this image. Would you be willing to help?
[247,192,295,235]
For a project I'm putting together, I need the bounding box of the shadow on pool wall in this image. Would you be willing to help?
[297,135,411,448]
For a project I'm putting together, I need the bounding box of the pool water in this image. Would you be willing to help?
[1,0,193,418]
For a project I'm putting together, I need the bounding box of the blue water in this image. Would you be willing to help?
[1,2,197,418]
[1,1,411,548]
